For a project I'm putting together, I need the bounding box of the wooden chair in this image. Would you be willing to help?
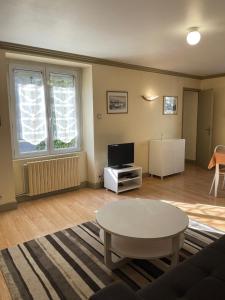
[209,145,225,197]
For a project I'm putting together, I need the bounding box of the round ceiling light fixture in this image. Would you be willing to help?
[186,27,201,45]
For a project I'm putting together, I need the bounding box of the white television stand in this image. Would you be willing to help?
[104,166,142,194]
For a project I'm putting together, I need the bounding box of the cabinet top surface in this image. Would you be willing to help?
[96,199,189,239]
[150,138,185,142]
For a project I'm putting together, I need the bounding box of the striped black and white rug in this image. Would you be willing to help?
[0,220,224,300]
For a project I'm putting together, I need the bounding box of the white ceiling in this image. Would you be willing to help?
[1,0,225,76]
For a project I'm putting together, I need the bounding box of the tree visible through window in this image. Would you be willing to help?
[11,65,81,158]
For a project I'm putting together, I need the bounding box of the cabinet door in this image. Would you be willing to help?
[161,140,175,176]
[149,141,163,176]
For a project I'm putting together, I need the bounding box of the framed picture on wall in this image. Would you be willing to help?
[106,91,128,114]
[163,96,178,115]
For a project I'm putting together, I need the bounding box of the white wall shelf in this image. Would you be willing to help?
[104,166,142,193]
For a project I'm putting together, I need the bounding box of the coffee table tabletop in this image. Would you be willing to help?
[96,199,189,239]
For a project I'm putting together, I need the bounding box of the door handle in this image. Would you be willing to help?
[204,128,211,135]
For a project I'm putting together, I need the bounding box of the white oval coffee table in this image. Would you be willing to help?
[96,199,189,270]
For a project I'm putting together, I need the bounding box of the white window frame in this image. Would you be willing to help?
[9,63,82,159]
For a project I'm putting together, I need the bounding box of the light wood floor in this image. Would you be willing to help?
[1,163,225,299]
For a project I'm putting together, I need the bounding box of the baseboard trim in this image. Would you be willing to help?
[16,184,86,203]
[185,159,197,164]
[87,182,104,189]
[80,181,88,188]
[142,172,149,178]
[15,181,100,203]
[0,202,18,212]
[16,174,147,203]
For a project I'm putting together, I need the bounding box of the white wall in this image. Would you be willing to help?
[182,91,198,160]
[92,64,200,181]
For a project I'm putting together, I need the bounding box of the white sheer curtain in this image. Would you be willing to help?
[15,70,47,146]
[12,66,81,158]
[50,73,78,146]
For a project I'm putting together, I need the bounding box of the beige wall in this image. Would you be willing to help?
[92,64,200,181]
[82,66,96,184]
[201,78,225,149]
[182,91,198,160]
[0,51,16,205]
[1,49,202,201]
[4,48,225,200]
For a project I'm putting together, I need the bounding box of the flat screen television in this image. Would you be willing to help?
[108,143,134,168]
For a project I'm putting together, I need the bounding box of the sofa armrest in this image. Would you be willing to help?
[89,281,143,300]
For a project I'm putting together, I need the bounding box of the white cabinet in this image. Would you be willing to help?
[104,166,142,193]
[149,139,185,179]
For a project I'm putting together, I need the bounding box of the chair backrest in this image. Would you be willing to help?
[214,145,225,154]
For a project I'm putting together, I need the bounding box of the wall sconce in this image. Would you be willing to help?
[141,95,159,101]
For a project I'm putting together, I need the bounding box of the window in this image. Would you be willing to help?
[10,65,81,158]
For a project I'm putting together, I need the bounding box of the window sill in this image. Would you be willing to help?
[13,151,84,162]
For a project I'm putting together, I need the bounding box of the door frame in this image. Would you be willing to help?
[182,87,201,162]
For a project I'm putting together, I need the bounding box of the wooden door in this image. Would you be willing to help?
[196,89,214,168]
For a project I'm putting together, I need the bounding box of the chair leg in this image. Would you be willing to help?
[214,169,219,197]
[209,176,215,195]
[223,175,225,189]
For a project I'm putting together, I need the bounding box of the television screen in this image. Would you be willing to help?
[108,143,134,167]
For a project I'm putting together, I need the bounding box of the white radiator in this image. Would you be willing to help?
[26,156,80,196]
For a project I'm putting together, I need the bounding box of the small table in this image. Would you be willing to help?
[208,152,225,169]
[96,199,189,270]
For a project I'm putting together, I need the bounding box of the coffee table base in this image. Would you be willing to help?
[103,231,130,270]
[101,230,183,270]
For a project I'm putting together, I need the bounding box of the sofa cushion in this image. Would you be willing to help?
[89,235,225,300]
[137,235,225,300]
